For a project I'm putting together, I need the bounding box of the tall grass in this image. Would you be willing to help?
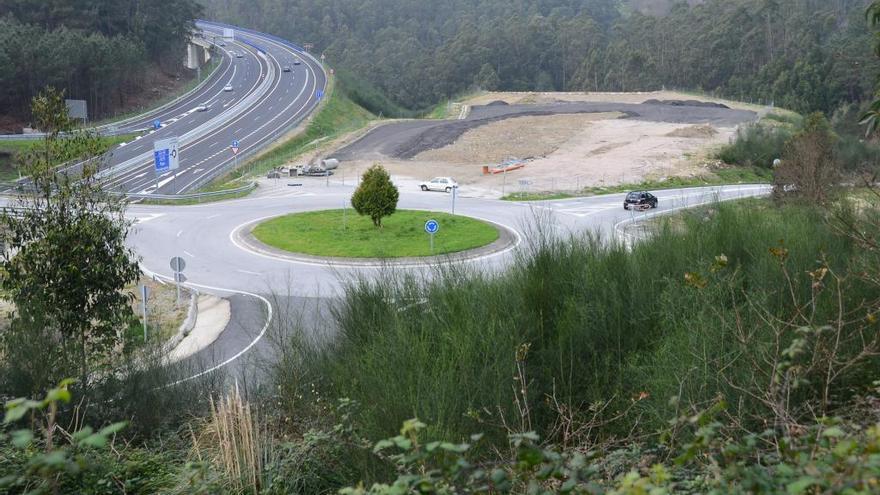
[276,201,880,449]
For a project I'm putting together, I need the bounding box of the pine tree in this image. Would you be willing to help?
[351,164,399,228]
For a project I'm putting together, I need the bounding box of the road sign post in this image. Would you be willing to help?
[170,256,186,306]
[425,219,439,254]
[451,186,457,216]
[140,284,150,342]
[231,139,240,174]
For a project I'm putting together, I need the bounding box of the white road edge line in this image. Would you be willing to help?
[227,211,522,270]
[141,265,273,386]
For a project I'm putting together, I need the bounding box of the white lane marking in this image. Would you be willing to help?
[206,214,220,219]
[133,172,148,179]
[128,213,165,224]
[236,269,261,276]
[183,250,196,258]
[140,266,272,386]
[137,174,177,194]
[181,44,320,191]
[176,230,183,238]
[209,142,219,148]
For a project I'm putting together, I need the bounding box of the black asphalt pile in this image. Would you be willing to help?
[643,99,730,109]
[331,100,756,161]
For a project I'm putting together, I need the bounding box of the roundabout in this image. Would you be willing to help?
[120,180,771,379]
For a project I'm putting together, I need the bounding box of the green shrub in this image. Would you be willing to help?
[716,123,793,167]
[835,133,880,172]
[284,201,878,449]
[341,413,880,494]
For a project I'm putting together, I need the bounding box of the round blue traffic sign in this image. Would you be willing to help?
[232,139,240,148]
[425,219,439,234]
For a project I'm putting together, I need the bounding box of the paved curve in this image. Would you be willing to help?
[97,22,326,195]
[127,181,770,378]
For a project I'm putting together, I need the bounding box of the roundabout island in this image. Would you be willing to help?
[249,209,503,260]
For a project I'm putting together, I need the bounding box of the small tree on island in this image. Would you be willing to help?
[351,164,399,227]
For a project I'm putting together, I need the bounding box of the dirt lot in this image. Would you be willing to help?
[327,91,761,198]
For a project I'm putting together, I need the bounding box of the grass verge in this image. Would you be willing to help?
[252,209,499,258]
[502,166,773,201]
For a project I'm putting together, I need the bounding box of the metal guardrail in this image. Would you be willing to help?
[115,181,256,201]
[3,21,326,202]
[184,20,329,192]
[1,180,256,202]
[95,45,278,181]
[0,40,225,140]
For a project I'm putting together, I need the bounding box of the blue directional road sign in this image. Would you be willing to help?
[153,148,170,173]
[232,139,239,148]
[425,219,439,234]
[316,89,324,101]
[153,119,161,130]
[153,137,179,174]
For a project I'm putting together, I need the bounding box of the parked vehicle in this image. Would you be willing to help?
[420,177,458,193]
[623,191,658,210]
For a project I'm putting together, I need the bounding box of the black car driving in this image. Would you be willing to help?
[624,191,658,210]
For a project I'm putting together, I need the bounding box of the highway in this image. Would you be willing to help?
[97,21,326,195]
[125,180,771,380]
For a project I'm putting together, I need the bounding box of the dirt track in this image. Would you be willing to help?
[330,100,757,161]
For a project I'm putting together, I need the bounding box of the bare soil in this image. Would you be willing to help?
[416,113,621,164]
[329,91,761,198]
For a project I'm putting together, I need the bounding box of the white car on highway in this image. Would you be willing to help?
[223,84,233,92]
[420,177,458,193]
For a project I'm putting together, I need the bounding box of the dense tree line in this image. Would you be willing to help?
[0,0,202,122]
[202,0,880,116]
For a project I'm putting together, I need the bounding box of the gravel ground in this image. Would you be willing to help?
[330,99,757,161]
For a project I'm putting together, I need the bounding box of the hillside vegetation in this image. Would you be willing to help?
[0,0,202,123]
[203,0,879,117]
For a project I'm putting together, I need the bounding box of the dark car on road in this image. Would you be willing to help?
[624,191,658,210]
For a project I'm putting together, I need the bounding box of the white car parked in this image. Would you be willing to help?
[420,177,458,193]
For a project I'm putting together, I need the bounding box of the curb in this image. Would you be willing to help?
[162,288,199,353]
[231,212,520,268]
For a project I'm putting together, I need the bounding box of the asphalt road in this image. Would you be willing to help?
[97,21,327,195]
[127,181,771,381]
